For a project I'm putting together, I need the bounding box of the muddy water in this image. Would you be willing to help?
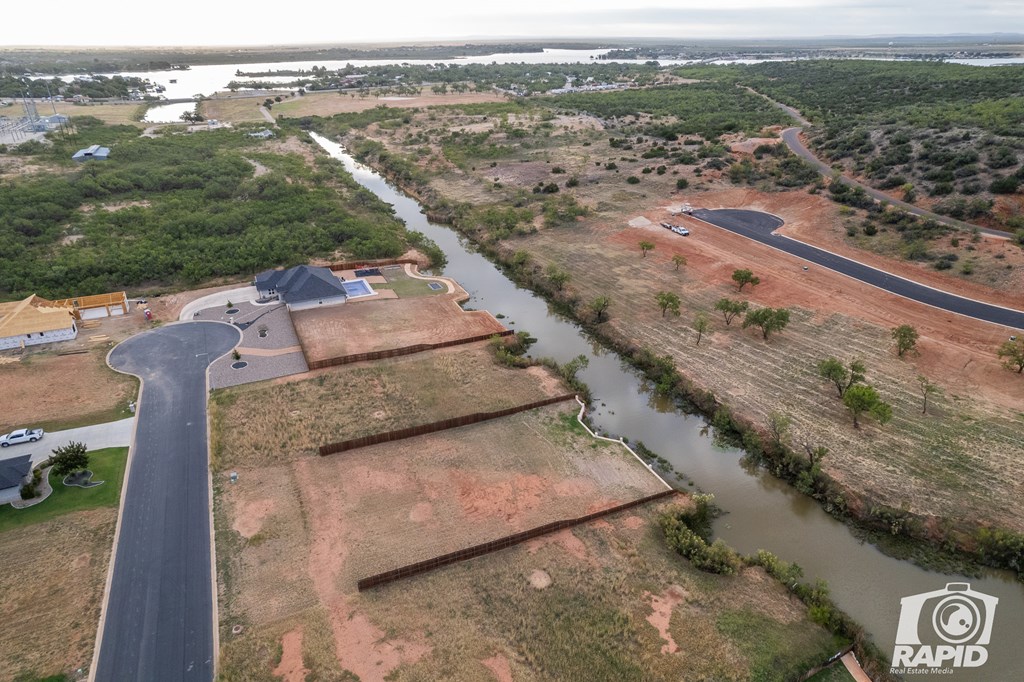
[312,132,1023,680]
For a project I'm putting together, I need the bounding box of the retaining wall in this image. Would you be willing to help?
[305,329,513,370]
[357,489,677,591]
[326,258,419,272]
[319,392,576,455]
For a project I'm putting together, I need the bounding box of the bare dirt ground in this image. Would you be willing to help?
[210,343,568,467]
[0,347,137,433]
[142,279,250,322]
[0,509,116,680]
[216,493,837,682]
[292,295,507,363]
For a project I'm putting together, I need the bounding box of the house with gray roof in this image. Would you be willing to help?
[254,265,349,311]
[0,454,33,504]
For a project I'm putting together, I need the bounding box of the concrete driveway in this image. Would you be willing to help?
[178,286,261,321]
[93,321,239,682]
[0,418,135,467]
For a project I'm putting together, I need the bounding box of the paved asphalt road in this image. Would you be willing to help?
[689,208,1024,331]
[779,126,1009,239]
[0,418,134,468]
[95,322,240,682]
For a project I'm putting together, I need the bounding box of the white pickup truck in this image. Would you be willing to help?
[0,428,45,447]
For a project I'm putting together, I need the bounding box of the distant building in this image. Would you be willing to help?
[72,144,110,162]
[254,265,349,311]
[248,129,274,139]
[0,295,78,350]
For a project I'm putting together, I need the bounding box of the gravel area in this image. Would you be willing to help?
[197,301,309,388]
[195,301,301,350]
[209,350,308,389]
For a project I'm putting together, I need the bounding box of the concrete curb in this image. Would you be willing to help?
[573,397,673,491]
[89,344,145,682]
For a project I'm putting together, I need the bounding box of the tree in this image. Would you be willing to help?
[50,441,89,477]
[589,295,611,323]
[764,411,791,449]
[731,269,760,291]
[546,264,570,291]
[656,291,680,318]
[693,312,710,345]
[901,182,916,203]
[997,337,1024,373]
[842,384,893,428]
[817,357,866,398]
[892,324,919,357]
[560,354,590,382]
[639,241,655,258]
[803,443,828,468]
[742,307,790,340]
[714,298,748,326]
[672,254,687,271]
[917,374,941,415]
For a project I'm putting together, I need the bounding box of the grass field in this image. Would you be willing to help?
[291,295,507,363]
[198,97,270,123]
[210,344,567,468]
[808,661,858,681]
[0,447,128,533]
[0,349,138,435]
[0,447,127,680]
[374,265,448,297]
[7,101,147,126]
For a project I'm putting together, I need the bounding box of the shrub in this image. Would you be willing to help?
[626,176,640,184]
[676,178,689,190]
[990,176,1020,194]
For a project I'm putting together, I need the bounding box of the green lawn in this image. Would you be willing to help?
[375,268,446,298]
[807,661,857,681]
[0,447,128,534]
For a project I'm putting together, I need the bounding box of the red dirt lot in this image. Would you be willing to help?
[292,295,507,363]
[216,403,668,679]
[617,188,1023,412]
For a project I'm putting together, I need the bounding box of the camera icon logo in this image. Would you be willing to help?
[892,582,998,670]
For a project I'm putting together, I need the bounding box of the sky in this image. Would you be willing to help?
[1,0,1022,46]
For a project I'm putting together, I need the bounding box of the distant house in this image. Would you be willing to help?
[0,295,78,350]
[0,455,33,503]
[248,129,274,139]
[72,144,110,162]
[254,265,349,311]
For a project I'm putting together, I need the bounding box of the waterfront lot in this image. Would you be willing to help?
[209,343,568,467]
[292,295,507,363]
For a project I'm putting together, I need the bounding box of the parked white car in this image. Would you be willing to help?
[0,428,45,447]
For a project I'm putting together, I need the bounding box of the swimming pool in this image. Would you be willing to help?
[342,278,375,298]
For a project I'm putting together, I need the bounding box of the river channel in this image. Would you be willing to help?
[310,132,1023,680]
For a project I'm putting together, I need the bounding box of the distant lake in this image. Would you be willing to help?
[61,48,1024,100]
[142,101,194,123]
